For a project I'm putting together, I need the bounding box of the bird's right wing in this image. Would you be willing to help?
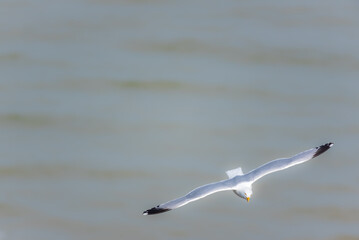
[246,143,333,183]
[143,179,234,215]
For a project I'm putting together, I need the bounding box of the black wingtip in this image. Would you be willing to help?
[313,142,333,158]
[143,206,171,215]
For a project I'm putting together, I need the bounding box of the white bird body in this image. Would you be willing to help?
[143,142,333,215]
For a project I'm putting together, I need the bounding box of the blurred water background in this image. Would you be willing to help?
[0,0,359,239]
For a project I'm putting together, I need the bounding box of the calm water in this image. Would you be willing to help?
[0,1,359,239]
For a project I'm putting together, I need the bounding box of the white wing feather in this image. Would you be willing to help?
[143,179,235,215]
[246,143,333,183]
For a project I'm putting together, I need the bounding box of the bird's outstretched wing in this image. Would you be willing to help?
[143,179,234,215]
[246,142,333,183]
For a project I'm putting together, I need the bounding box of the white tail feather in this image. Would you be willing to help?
[226,167,244,178]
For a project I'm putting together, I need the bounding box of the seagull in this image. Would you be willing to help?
[143,142,333,215]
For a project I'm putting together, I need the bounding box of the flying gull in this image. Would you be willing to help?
[143,142,333,215]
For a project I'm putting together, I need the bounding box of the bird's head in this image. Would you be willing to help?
[236,187,252,202]
[243,188,252,202]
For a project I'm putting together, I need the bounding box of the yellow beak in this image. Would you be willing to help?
[246,197,250,202]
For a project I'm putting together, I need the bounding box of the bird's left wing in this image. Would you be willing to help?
[143,179,234,215]
[246,142,333,183]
